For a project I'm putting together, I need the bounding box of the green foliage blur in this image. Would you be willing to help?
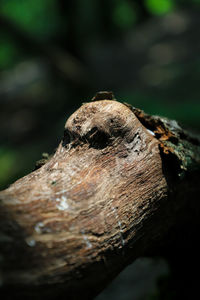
[0,0,200,190]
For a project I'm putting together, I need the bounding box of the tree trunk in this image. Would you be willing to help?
[0,92,200,299]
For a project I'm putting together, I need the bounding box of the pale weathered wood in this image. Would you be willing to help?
[0,93,200,299]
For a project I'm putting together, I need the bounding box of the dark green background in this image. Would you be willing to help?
[0,0,200,190]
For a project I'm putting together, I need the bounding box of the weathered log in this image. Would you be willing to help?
[0,92,200,299]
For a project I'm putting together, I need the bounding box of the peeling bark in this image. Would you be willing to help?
[0,92,200,299]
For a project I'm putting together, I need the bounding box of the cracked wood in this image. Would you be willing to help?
[0,94,200,299]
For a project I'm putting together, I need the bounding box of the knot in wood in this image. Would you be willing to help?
[63,100,140,148]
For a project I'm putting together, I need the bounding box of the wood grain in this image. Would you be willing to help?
[0,95,200,299]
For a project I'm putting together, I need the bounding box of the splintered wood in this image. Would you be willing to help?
[0,95,200,299]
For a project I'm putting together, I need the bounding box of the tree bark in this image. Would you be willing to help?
[0,92,200,299]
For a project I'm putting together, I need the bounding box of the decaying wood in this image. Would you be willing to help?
[0,92,200,299]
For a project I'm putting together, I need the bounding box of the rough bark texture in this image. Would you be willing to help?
[0,92,200,299]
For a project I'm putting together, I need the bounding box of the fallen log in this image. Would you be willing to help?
[0,92,200,299]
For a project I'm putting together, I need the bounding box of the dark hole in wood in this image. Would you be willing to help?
[86,127,110,149]
[62,129,71,147]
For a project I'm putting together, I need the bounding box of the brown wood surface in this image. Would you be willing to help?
[0,93,200,299]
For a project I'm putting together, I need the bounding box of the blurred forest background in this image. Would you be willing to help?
[1,0,200,190]
[0,1,200,298]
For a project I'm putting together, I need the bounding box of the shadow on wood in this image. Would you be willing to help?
[0,92,200,299]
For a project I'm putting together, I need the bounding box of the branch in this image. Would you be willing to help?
[0,92,200,299]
